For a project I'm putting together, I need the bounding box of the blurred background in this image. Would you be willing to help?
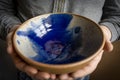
[0,39,18,80]
[90,40,120,80]
[0,39,120,80]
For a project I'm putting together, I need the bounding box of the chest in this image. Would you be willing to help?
[17,0,105,23]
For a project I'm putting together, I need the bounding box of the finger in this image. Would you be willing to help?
[7,25,21,44]
[8,51,28,72]
[50,73,56,80]
[9,25,20,32]
[6,25,20,54]
[71,51,103,78]
[12,55,27,72]
[6,31,14,45]
[7,32,14,54]
[34,72,50,80]
[7,44,14,54]
[68,77,74,80]
[71,69,85,78]
[88,51,103,68]
[9,50,38,78]
[23,65,38,78]
[58,74,69,80]
[11,52,37,75]
[100,26,113,52]
[104,40,113,52]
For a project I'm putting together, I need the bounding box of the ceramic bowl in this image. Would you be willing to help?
[13,13,105,74]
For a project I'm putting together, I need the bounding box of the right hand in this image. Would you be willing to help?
[6,25,56,80]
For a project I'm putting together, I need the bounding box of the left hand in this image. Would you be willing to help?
[55,25,113,80]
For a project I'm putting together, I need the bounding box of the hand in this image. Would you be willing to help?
[100,25,113,52]
[6,25,56,80]
[7,25,113,80]
[56,25,114,80]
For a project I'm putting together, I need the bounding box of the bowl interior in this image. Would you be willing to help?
[13,13,104,65]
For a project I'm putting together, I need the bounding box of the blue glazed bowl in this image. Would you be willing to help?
[13,13,105,74]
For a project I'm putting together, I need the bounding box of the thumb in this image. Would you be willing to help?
[7,31,14,54]
[100,25,113,52]
[104,40,113,52]
[6,25,20,54]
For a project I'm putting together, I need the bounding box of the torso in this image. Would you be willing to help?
[16,0,105,23]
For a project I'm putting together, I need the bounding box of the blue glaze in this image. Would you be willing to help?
[17,40,20,45]
[17,14,84,64]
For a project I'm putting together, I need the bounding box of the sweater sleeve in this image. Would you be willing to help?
[0,0,21,40]
[99,0,120,42]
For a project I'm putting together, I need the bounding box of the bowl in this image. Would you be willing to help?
[13,13,105,74]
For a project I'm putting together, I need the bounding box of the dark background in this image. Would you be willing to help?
[0,39,18,80]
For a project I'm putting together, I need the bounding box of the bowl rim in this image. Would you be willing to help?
[13,12,105,72]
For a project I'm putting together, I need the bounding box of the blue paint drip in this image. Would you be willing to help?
[42,14,73,29]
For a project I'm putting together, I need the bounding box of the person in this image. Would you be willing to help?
[0,0,120,80]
